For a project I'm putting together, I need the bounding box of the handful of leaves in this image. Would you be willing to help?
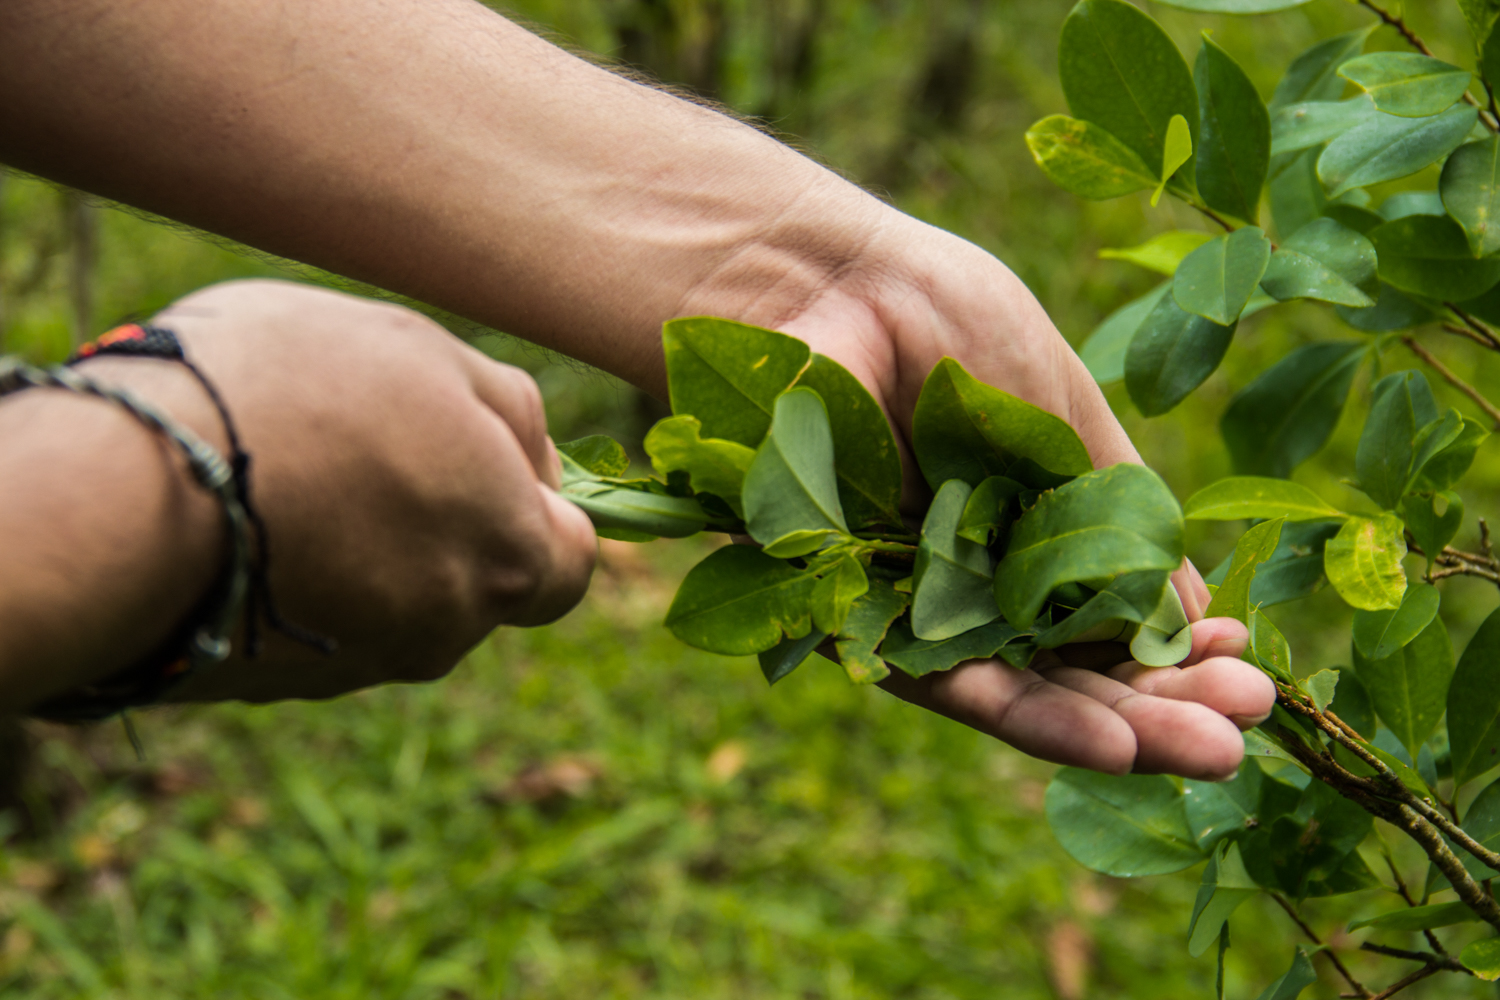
[559,316,1195,687]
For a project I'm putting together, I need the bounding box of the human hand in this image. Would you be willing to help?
[65,279,595,705]
[763,209,1275,779]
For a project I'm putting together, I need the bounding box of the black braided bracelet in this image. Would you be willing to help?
[0,355,252,718]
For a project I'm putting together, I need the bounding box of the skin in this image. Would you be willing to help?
[0,0,1274,777]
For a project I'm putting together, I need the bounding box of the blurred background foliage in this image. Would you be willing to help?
[1,0,1498,996]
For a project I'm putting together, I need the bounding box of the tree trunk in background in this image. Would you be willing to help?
[65,189,96,347]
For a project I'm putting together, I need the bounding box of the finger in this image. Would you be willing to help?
[1171,559,1211,622]
[1181,617,1250,667]
[506,482,597,627]
[1040,666,1247,780]
[462,353,557,487]
[1107,656,1276,731]
[879,660,1139,774]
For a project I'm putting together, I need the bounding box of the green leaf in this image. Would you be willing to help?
[1319,104,1478,198]
[1270,97,1378,157]
[1154,0,1312,11]
[1448,608,1500,786]
[1025,114,1158,200]
[957,475,1025,545]
[1269,148,1327,240]
[665,545,815,655]
[911,357,1092,491]
[1184,476,1344,521]
[1403,490,1465,568]
[1252,949,1317,1000]
[1184,759,1264,849]
[743,388,847,557]
[1045,768,1204,877]
[832,578,908,684]
[1152,115,1194,206]
[1188,841,1259,958]
[1307,668,1340,711]
[1325,203,1387,233]
[1204,518,1285,624]
[1206,518,1343,607]
[1458,0,1500,53]
[1429,778,1500,891]
[1356,370,1428,510]
[563,482,708,539]
[1371,213,1500,301]
[1033,569,1170,649]
[1442,135,1500,256]
[811,554,869,638]
[1250,608,1294,681]
[1349,900,1481,932]
[1381,190,1448,220]
[1222,342,1366,477]
[793,354,904,529]
[644,415,756,515]
[1354,613,1453,759]
[1173,227,1273,325]
[1130,581,1194,667]
[1353,584,1440,660]
[995,464,1184,628]
[1260,217,1377,307]
[1124,292,1237,416]
[878,619,1027,678]
[912,480,1001,641]
[1416,417,1489,490]
[1336,282,1435,332]
[557,435,630,477]
[1270,27,1374,111]
[1338,52,1472,117]
[1461,938,1500,981]
[1059,0,1198,178]
[1329,670,1377,737]
[1325,512,1408,611]
[663,317,810,447]
[1409,409,1468,492]
[758,630,828,686]
[1099,231,1214,275]
[1080,283,1173,385]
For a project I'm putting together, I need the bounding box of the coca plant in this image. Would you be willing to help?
[558,0,1500,994]
[1025,0,1500,995]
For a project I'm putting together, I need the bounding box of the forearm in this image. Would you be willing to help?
[0,365,223,712]
[0,0,879,396]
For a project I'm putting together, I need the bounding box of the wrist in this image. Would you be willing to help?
[0,358,227,712]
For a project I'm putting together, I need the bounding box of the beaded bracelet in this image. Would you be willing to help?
[0,355,252,718]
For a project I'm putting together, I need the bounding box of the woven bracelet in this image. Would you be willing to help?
[0,356,252,711]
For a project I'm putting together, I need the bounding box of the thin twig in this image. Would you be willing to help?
[1271,893,1372,998]
[1442,322,1497,350]
[1382,854,1448,955]
[1401,336,1500,430]
[1369,965,1441,1000]
[1445,305,1500,351]
[1193,203,1235,233]
[1360,942,1471,973]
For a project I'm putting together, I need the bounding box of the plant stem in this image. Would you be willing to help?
[1382,854,1448,955]
[853,532,920,545]
[1357,0,1500,131]
[1271,893,1372,998]
[1274,695,1500,928]
[1369,965,1441,1000]
[1444,305,1500,351]
[1401,336,1500,430]
[854,538,918,555]
[1192,202,1235,233]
